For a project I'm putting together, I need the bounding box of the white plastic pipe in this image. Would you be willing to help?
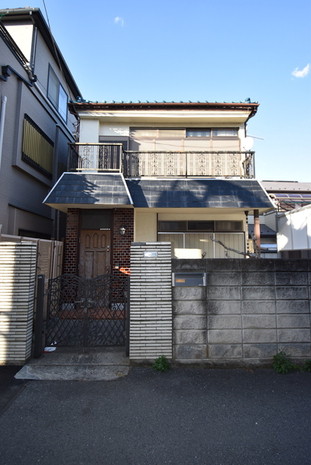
[0,95,8,170]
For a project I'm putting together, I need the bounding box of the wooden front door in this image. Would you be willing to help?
[79,230,111,278]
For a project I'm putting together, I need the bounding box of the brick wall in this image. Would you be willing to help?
[63,208,79,274]
[63,208,134,276]
[172,259,311,366]
[113,208,134,277]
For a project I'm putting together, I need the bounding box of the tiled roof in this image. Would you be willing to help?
[68,101,259,117]
[44,173,133,210]
[262,181,311,212]
[126,179,273,210]
[71,98,258,104]
[261,181,311,191]
[44,175,273,213]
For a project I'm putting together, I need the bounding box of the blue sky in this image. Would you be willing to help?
[4,0,311,182]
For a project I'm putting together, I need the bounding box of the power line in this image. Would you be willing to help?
[42,0,51,30]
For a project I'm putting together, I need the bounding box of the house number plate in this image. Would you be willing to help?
[144,251,158,258]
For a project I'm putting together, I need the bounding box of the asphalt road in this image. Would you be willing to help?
[0,367,310,465]
[0,366,26,415]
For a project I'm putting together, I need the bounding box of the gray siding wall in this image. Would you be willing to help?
[0,26,76,238]
[172,259,311,365]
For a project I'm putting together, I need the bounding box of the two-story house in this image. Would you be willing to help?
[0,7,81,240]
[44,101,274,277]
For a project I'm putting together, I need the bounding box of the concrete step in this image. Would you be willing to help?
[15,347,130,381]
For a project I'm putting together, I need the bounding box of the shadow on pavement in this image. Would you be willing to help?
[0,366,27,415]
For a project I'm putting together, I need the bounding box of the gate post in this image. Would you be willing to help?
[129,242,172,360]
[125,276,130,357]
[34,274,45,358]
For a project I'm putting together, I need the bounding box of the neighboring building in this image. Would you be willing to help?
[277,204,311,259]
[249,181,311,258]
[262,180,311,213]
[0,7,81,240]
[44,101,274,277]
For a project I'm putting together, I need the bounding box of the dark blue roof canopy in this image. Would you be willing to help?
[44,174,273,213]
[44,173,133,211]
[126,179,273,210]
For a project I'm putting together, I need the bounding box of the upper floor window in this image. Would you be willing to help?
[22,114,54,179]
[130,128,183,139]
[213,129,238,137]
[186,129,211,138]
[186,128,238,138]
[47,65,67,121]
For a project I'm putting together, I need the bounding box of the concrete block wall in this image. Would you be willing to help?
[0,242,37,364]
[130,242,172,360]
[172,259,311,365]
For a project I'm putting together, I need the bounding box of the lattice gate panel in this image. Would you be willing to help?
[45,274,128,347]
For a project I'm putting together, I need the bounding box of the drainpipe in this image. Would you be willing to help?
[0,95,7,170]
[254,209,261,257]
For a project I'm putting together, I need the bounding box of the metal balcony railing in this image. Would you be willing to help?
[68,143,123,172]
[68,143,255,178]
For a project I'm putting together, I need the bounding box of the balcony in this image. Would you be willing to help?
[68,143,255,178]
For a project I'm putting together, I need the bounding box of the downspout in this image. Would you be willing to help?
[53,126,60,240]
[254,209,261,257]
[0,95,7,170]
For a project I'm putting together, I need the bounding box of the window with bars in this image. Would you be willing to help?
[22,114,54,179]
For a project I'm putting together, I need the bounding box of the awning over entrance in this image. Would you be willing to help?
[44,173,133,212]
[126,179,274,212]
[44,175,274,214]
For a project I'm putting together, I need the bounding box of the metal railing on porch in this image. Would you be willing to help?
[68,143,255,178]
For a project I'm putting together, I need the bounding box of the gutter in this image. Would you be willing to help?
[0,95,7,170]
[0,64,37,86]
[69,101,260,114]
[0,8,81,98]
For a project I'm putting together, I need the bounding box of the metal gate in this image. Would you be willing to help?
[45,274,129,348]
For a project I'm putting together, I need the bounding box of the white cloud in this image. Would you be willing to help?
[291,64,310,78]
[114,17,124,27]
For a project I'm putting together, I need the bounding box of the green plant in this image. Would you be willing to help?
[303,360,311,372]
[273,352,311,374]
[272,351,295,374]
[152,355,171,372]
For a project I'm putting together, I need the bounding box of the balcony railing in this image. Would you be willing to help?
[68,143,255,178]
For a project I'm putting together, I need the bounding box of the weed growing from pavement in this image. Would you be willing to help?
[304,360,311,372]
[152,355,171,372]
[273,351,311,374]
[273,351,295,374]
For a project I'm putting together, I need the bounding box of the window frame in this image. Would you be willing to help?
[186,128,238,139]
[158,231,245,259]
[22,114,54,179]
[47,64,68,122]
[130,127,239,140]
[158,220,243,232]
